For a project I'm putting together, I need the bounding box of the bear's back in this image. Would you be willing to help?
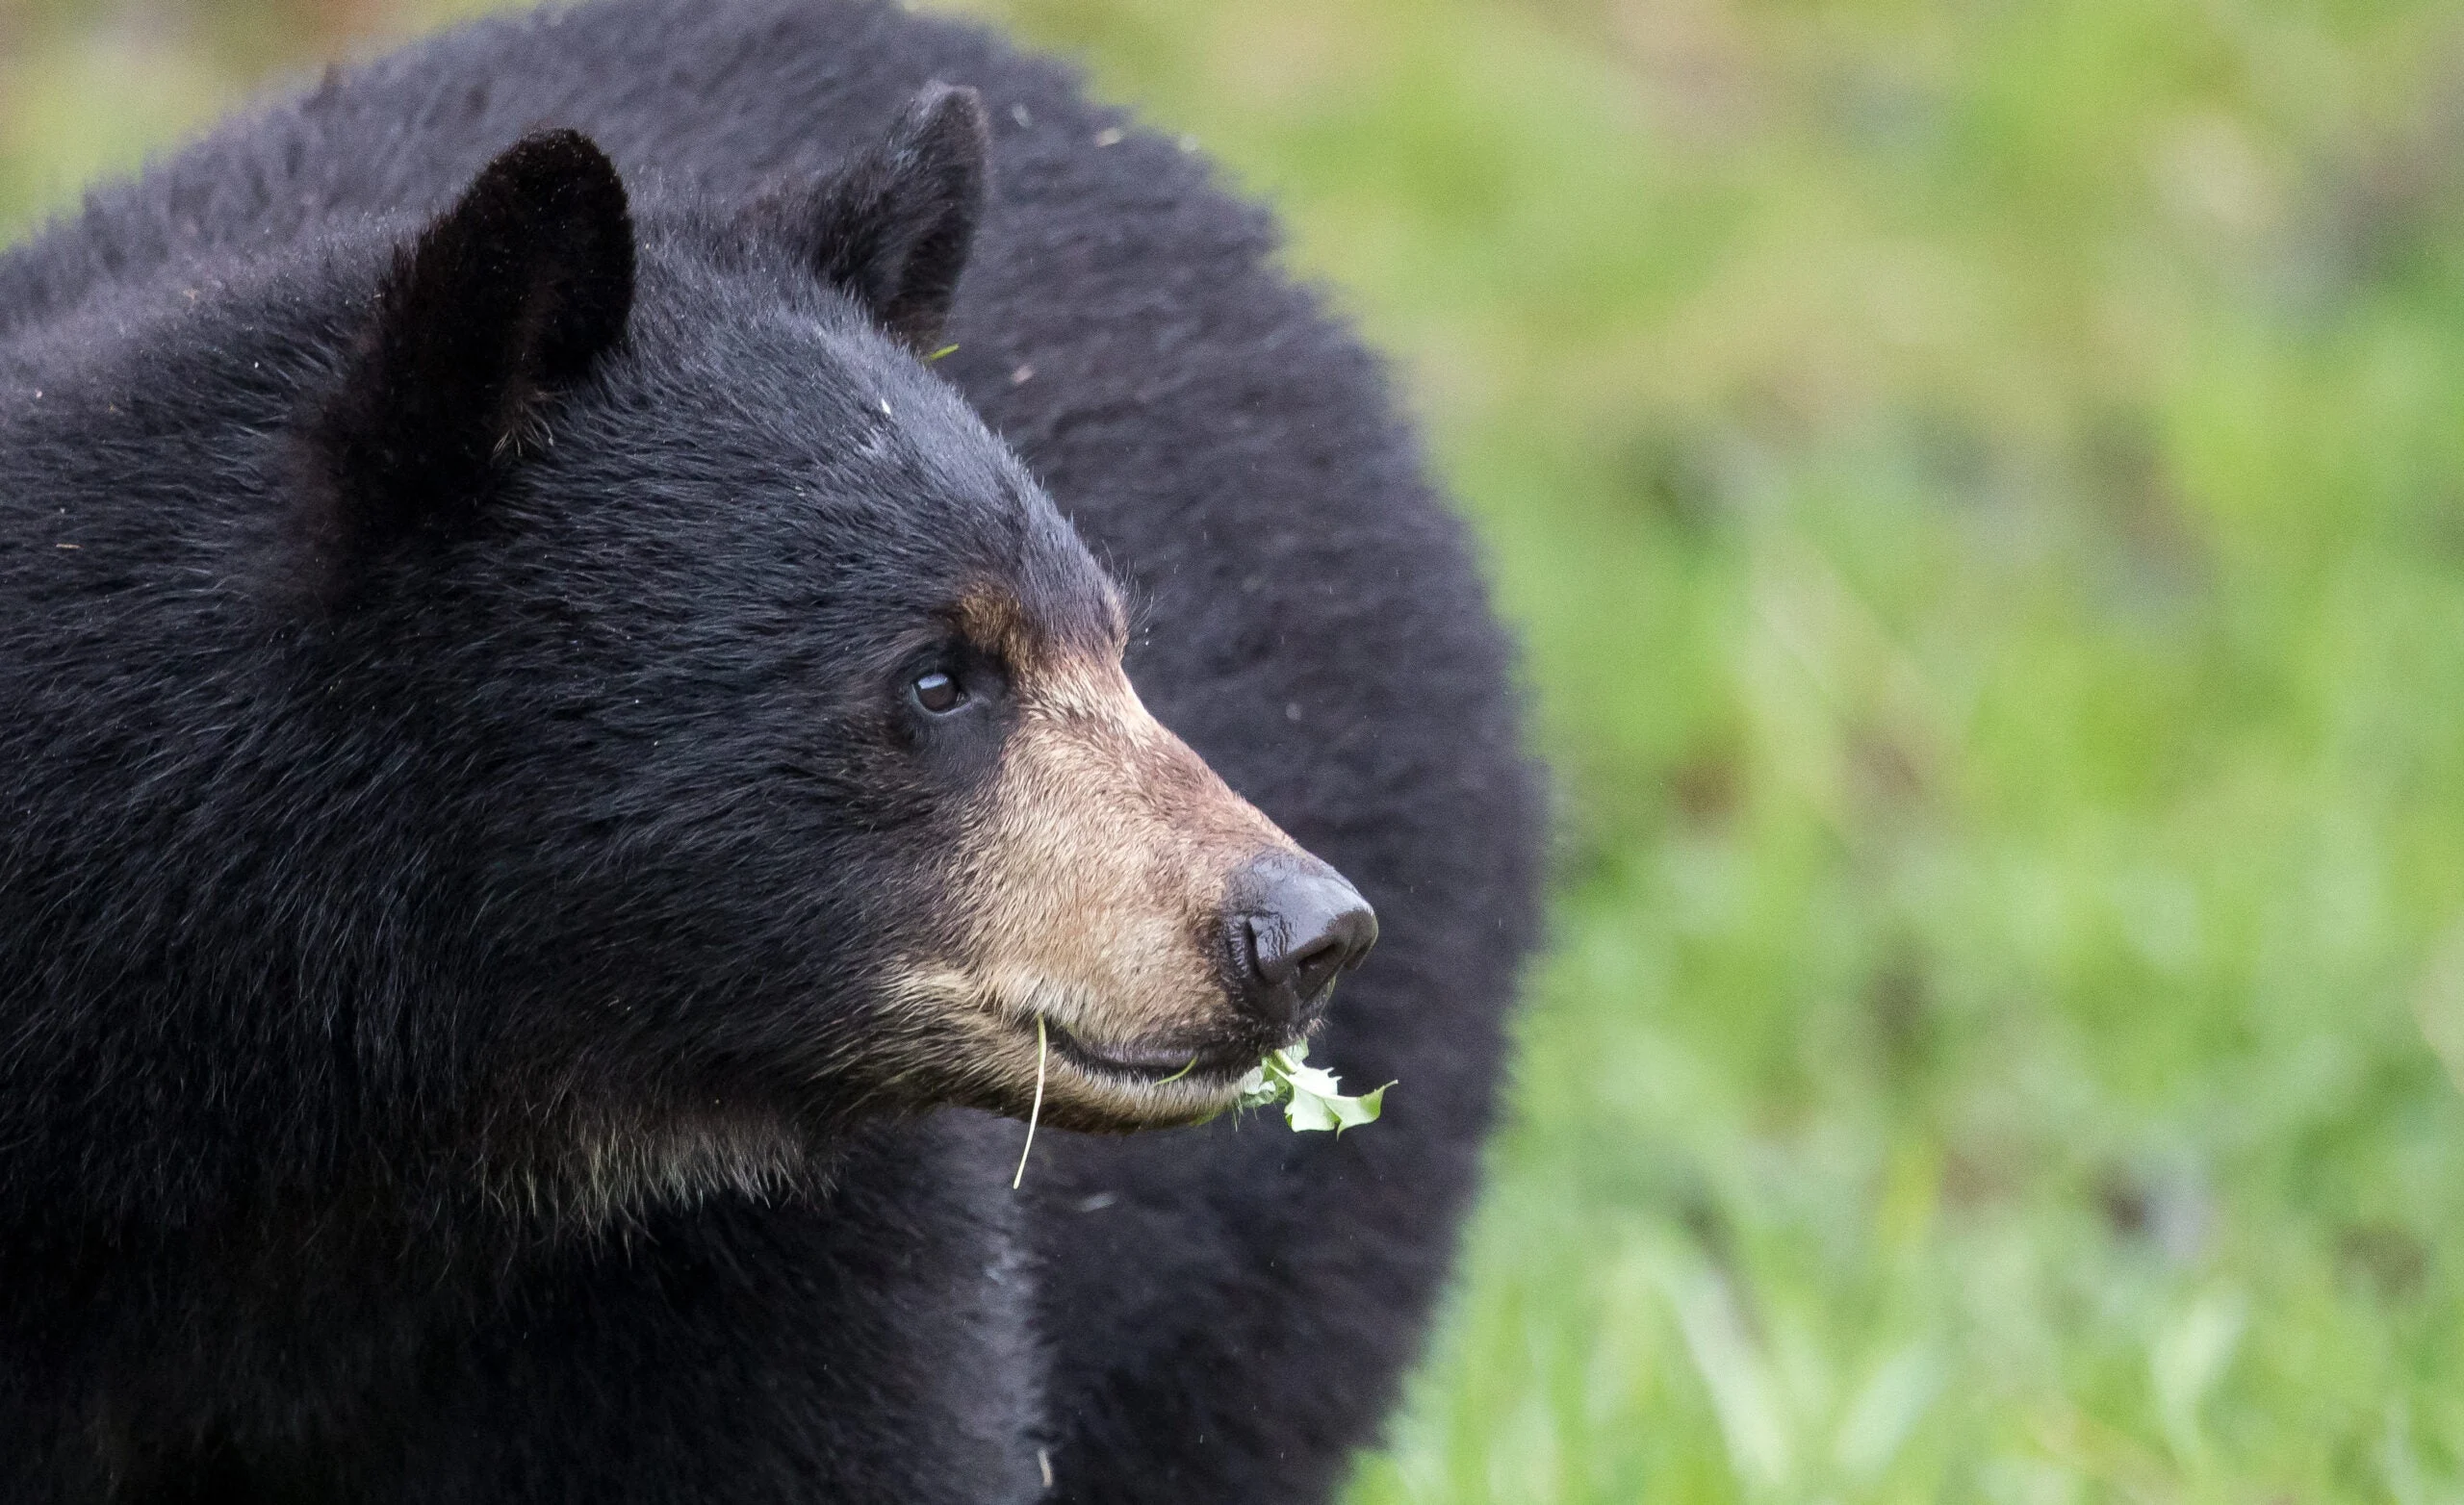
[0,0,1232,341]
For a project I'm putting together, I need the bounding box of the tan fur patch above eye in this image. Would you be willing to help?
[952,588,1040,670]
[952,580,1128,676]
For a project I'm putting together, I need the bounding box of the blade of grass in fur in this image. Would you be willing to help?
[1014,1014,1047,1189]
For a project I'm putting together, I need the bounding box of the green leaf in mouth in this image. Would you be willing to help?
[1232,1040,1392,1133]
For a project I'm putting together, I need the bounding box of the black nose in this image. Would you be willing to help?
[1227,855,1379,1029]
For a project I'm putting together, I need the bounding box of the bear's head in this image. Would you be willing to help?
[233,87,1373,1205]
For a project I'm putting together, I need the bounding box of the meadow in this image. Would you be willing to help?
[11,0,2464,1498]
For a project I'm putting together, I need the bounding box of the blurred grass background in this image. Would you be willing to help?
[11,0,2464,1498]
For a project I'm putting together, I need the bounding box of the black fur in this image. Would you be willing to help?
[0,2,1542,1501]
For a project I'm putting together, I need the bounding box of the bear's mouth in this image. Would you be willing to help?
[1040,1020,1275,1086]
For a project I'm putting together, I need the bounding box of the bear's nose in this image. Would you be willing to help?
[1227,855,1379,1030]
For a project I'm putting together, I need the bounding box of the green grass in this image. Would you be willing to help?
[14,0,2464,1497]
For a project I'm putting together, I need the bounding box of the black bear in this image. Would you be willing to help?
[0,2,1540,1501]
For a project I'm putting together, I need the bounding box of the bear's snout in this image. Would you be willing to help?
[1224,855,1378,1031]
[897,636,1391,1128]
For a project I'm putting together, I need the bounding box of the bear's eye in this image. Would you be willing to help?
[911,671,966,715]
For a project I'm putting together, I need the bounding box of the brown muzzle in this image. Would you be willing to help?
[898,649,1377,1128]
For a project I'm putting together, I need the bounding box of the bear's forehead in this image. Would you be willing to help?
[625,241,1124,651]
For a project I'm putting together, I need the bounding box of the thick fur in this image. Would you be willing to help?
[0,1,1542,1501]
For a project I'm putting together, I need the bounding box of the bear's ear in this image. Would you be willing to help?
[753,83,988,354]
[305,129,633,591]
